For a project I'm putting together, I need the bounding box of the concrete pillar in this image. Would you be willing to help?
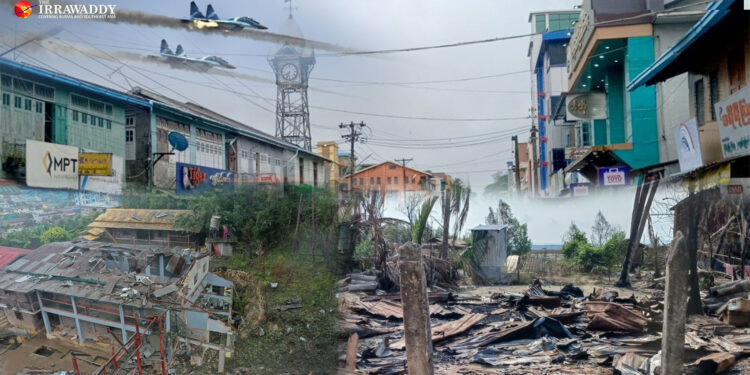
[661,232,689,375]
[159,254,165,283]
[398,242,434,375]
[218,349,225,373]
[36,291,51,336]
[70,296,84,345]
[119,304,128,343]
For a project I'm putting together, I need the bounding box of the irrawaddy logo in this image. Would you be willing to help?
[14,1,34,18]
[43,150,78,176]
[35,0,117,19]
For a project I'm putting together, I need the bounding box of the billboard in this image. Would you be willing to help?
[176,162,235,193]
[570,182,590,196]
[81,155,123,195]
[598,166,629,186]
[716,85,750,159]
[674,118,703,173]
[79,153,113,176]
[26,140,79,189]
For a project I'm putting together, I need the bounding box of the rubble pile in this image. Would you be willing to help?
[338,278,750,374]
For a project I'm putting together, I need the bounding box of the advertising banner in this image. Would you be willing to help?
[176,162,235,193]
[79,152,113,176]
[81,155,123,195]
[598,166,629,186]
[716,85,750,159]
[674,118,703,172]
[25,139,79,189]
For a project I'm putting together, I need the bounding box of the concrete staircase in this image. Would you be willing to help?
[0,312,10,329]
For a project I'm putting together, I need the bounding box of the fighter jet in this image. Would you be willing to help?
[187,2,268,31]
[159,40,235,71]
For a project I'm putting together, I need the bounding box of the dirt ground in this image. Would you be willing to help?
[463,273,653,300]
[0,334,110,374]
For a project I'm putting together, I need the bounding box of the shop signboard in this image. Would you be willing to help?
[25,140,78,189]
[598,166,629,186]
[716,85,750,159]
[674,118,703,172]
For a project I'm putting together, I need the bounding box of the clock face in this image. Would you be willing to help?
[281,63,299,81]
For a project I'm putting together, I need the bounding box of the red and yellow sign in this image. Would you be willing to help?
[14,1,33,18]
[78,153,113,176]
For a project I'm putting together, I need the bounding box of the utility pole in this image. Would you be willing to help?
[339,121,367,195]
[530,125,538,197]
[511,135,521,194]
[395,158,413,200]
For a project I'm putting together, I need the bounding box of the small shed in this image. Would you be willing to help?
[469,225,508,283]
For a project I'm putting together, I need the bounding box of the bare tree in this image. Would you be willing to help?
[398,193,423,227]
[591,210,616,246]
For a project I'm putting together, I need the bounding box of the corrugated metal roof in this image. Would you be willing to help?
[88,208,198,232]
[0,247,29,268]
[627,0,735,90]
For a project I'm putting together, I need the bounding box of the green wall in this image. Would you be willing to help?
[614,36,659,170]
[606,67,625,144]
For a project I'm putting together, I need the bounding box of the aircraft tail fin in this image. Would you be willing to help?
[206,4,219,20]
[190,1,205,19]
[160,39,173,55]
[175,45,186,57]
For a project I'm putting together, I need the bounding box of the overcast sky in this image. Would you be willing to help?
[0,0,661,243]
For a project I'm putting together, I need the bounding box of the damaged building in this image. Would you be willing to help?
[0,239,235,372]
[83,208,199,248]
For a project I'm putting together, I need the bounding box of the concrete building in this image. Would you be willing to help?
[316,141,342,192]
[345,161,433,198]
[528,9,580,196]
[0,240,234,372]
[629,0,749,188]
[560,0,705,190]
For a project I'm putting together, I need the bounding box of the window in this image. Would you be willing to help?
[34,84,54,100]
[98,117,104,127]
[82,113,88,124]
[535,14,546,33]
[387,177,392,184]
[1,93,9,106]
[370,177,374,185]
[728,47,746,94]
[377,177,381,184]
[126,116,135,126]
[359,177,364,185]
[90,100,104,113]
[352,178,357,185]
[105,104,113,115]
[394,177,398,185]
[694,79,705,125]
[72,110,79,121]
[71,94,88,108]
[91,115,97,126]
[0,75,10,87]
[23,98,31,111]
[582,122,591,146]
[709,71,719,121]
[126,129,134,142]
[106,119,111,129]
[13,96,21,108]
[35,102,42,113]
[13,78,33,95]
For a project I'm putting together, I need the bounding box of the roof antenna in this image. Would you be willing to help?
[284,0,297,19]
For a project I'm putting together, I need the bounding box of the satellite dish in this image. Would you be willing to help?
[168,132,188,152]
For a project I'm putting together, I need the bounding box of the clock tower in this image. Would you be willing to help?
[269,15,315,151]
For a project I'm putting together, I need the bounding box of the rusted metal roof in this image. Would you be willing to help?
[88,208,198,232]
[0,246,29,268]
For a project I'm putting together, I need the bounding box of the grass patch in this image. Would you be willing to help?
[211,246,339,374]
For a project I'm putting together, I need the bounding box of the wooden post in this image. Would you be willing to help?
[346,332,359,371]
[662,232,689,375]
[398,243,434,375]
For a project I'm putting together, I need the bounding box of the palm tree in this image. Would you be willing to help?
[441,178,471,259]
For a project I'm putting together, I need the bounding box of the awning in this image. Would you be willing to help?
[564,149,628,176]
[627,0,736,90]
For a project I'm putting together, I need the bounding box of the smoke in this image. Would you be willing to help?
[0,0,359,55]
